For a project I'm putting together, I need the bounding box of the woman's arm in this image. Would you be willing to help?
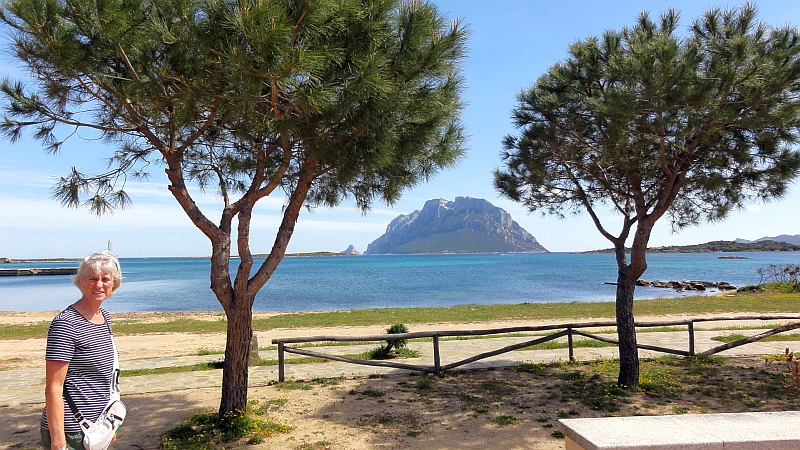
[44,360,70,450]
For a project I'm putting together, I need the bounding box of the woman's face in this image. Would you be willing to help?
[79,269,114,302]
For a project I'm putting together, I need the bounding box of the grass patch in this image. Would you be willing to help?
[273,380,314,391]
[711,333,800,343]
[414,375,434,390]
[121,356,336,377]
[351,346,421,360]
[492,415,520,426]
[358,388,386,398]
[518,339,616,351]
[160,401,293,450]
[121,360,224,377]
[260,356,329,366]
[3,288,799,340]
[249,398,288,415]
[515,362,547,374]
[195,347,222,356]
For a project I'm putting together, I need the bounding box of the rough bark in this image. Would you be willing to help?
[614,222,653,387]
[615,264,639,387]
[219,297,254,417]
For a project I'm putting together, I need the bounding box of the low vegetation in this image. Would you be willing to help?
[159,352,800,449]
[160,399,293,450]
[757,264,800,292]
[365,323,411,359]
[586,240,800,253]
[2,284,799,341]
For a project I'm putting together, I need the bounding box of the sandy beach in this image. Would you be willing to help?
[1,310,797,450]
[2,311,579,450]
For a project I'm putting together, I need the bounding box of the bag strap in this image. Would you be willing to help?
[62,387,89,428]
[106,316,121,402]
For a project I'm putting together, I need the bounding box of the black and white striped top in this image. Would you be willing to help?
[40,306,116,433]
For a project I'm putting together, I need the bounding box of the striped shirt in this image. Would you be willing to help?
[40,306,116,433]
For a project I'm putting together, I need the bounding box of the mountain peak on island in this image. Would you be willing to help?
[734,234,800,245]
[341,244,361,255]
[365,197,548,254]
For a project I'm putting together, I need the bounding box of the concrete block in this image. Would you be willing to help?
[559,411,800,450]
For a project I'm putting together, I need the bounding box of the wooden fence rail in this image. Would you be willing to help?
[271,315,800,382]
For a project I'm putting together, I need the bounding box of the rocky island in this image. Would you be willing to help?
[366,197,547,254]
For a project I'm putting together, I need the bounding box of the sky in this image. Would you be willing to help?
[1,1,800,259]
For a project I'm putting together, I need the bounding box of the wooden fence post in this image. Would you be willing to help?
[568,327,574,362]
[278,342,285,382]
[688,322,695,356]
[433,335,441,375]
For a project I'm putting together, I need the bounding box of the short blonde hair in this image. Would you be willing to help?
[73,251,123,295]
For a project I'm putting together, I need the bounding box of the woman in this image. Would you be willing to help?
[40,251,123,450]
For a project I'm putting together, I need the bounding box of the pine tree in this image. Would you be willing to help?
[495,4,800,386]
[1,0,468,416]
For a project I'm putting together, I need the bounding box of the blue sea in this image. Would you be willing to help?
[1,252,799,313]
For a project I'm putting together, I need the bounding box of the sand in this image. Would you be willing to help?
[0,310,794,450]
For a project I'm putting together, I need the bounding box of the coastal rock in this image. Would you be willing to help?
[341,244,361,255]
[365,197,548,254]
[640,279,737,292]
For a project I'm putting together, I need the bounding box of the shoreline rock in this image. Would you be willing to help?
[636,279,737,291]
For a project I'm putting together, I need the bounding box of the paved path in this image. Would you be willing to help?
[2,329,797,407]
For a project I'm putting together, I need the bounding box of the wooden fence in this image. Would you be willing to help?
[271,314,800,382]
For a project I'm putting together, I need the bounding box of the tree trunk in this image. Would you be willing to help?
[615,264,639,387]
[213,164,314,419]
[219,295,254,417]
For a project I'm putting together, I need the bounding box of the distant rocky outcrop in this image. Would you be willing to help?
[341,244,361,255]
[586,240,800,253]
[735,234,800,245]
[365,197,548,254]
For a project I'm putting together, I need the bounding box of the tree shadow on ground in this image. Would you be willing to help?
[0,389,221,450]
[116,390,221,449]
[0,402,43,450]
[297,367,566,450]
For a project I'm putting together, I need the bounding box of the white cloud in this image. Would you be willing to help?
[0,167,59,190]
[0,194,195,229]
[745,204,763,213]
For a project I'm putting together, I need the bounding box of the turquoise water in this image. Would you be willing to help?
[1,252,798,313]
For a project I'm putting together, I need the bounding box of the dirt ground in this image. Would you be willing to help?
[1,311,797,450]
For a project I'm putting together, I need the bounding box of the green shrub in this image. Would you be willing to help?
[737,284,764,293]
[385,323,409,351]
[366,323,409,359]
[492,415,520,426]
